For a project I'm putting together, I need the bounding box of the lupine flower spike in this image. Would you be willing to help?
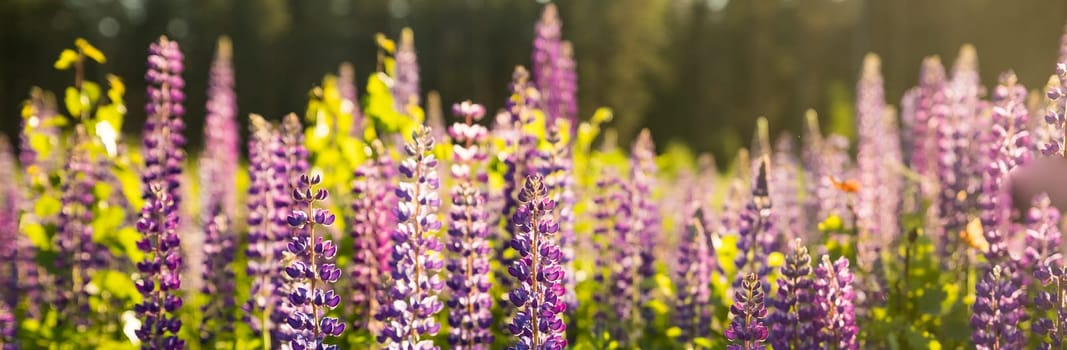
[507,175,567,350]
[1034,256,1067,349]
[971,265,1025,349]
[377,126,445,349]
[283,173,345,350]
[768,239,815,349]
[243,114,280,340]
[813,255,858,350]
[134,35,187,350]
[673,206,712,347]
[726,273,768,350]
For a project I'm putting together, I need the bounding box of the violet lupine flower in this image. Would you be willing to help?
[243,114,279,338]
[591,167,624,336]
[543,121,577,310]
[445,101,494,349]
[814,135,853,225]
[376,126,445,349]
[282,174,345,350]
[726,273,768,350]
[1022,194,1063,270]
[768,239,815,350]
[200,36,239,221]
[734,158,773,288]
[338,62,364,134]
[134,35,187,350]
[1034,257,1067,349]
[272,113,310,345]
[0,303,14,350]
[905,56,947,179]
[0,137,18,321]
[812,255,858,350]
[971,265,1026,349]
[497,67,540,295]
[350,141,396,333]
[393,28,420,111]
[531,4,576,128]
[507,175,567,350]
[855,54,884,234]
[199,213,236,342]
[55,143,98,326]
[673,206,712,346]
[771,136,804,241]
[630,129,660,317]
[980,72,1030,263]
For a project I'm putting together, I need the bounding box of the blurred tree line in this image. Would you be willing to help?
[2,0,1066,163]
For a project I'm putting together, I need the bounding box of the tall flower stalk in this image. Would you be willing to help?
[283,174,345,350]
[273,113,310,345]
[242,115,279,342]
[980,72,1030,263]
[726,273,768,350]
[507,175,567,350]
[349,140,396,334]
[0,137,18,332]
[971,265,1025,349]
[377,126,445,349]
[813,255,858,350]
[393,28,420,111]
[55,140,98,328]
[768,239,815,350]
[134,35,187,350]
[445,101,493,349]
[630,129,660,323]
[673,205,711,347]
[1034,257,1067,349]
[198,36,238,344]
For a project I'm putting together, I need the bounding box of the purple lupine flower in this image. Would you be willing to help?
[856,54,885,236]
[812,255,858,350]
[948,45,987,209]
[905,56,947,180]
[350,141,396,334]
[392,28,420,111]
[338,62,364,135]
[1034,256,1067,349]
[531,4,576,128]
[198,36,238,343]
[507,175,567,350]
[282,174,345,350]
[630,129,660,318]
[771,136,804,241]
[134,36,186,350]
[444,101,494,349]
[376,126,445,349]
[980,72,1030,263]
[0,137,19,324]
[243,115,279,338]
[541,120,578,310]
[673,205,712,346]
[734,158,773,287]
[55,142,99,327]
[878,108,905,245]
[0,303,14,350]
[814,135,853,225]
[726,273,768,350]
[591,167,624,337]
[496,67,540,296]
[200,36,239,221]
[270,113,310,345]
[971,265,1026,349]
[768,239,815,350]
[1022,194,1063,270]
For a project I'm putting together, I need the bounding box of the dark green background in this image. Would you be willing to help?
[2,0,1066,162]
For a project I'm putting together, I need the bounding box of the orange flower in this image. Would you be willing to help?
[960,218,989,253]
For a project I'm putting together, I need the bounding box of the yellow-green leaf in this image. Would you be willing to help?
[34,195,62,218]
[65,87,82,117]
[75,38,106,63]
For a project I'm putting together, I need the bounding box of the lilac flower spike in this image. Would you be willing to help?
[980,72,1030,263]
[338,62,364,134]
[242,115,280,338]
[813,255,858,350]
[134,35,187,350]
[282,173,344,350]
[350,141,396,333]
[55,141,98,326]
[507,175,567,350]
[1023,194,1063,270]
[445,101,493,349]
[673,206,712,346]
[726,273,768,350]
[532,4,577,128]
[0,137,19,326]
[630,129,660,316]
[393,28,420,111]
[905,56,947,179]
[1034,256,1067,349]
[768,239,815,350]
[971,265,1025,349]
[377,126,445,350]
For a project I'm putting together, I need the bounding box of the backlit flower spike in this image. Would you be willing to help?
[813,255,858,350]
[734,156,774,288]
[55,141,99,327]
[282,173,344,350]
[376,126,445,350]
[768,239,815,350]
[980,72,1030,263]
[630,129,660,320]
[673,205,712,346]
[242,114,280,338]
[271,113,309,344]
[542,120,578,311]
[349,141,396,334]
[393,28,420,111]
[904,56,947,179]
[771,135,804,241]
[0,136,18,313]
[590,167,625,338]
[971,265,1026,349]
[1022,193,1063,270]
[725,273,768,350]
[1033,256,1067,349]
[507,175,567,350]
[445,101,494,349]
[338,62,364,134]
[497,66,540,295]
[532,3,577,128]
[134,35,187,350]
